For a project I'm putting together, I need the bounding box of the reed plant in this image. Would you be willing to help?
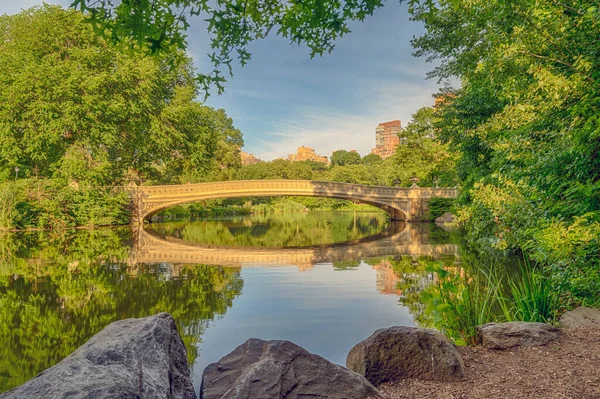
[500,259,564,323]
[423,266,505,346]
[422,258,565,345]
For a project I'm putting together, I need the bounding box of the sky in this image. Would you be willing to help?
[0,0,448,160]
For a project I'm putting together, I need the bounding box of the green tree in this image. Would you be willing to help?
[0,6,231,185]
[330,150,361,166]
[0,6,244,229]
[410,0,600,303]
[389,106,457,187]
[322,164,378,185]
[360,153,383,166]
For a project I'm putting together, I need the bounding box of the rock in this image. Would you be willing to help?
[434,212,454,224]
[0,313,196,399]
[477,321,560,349]
[201,338,382,399]
[345,326,465,386]
[559,307,600,329]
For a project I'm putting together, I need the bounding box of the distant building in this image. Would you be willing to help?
[372,259,402,295]
[371,120,401,159]
[287,146,329,164]
[240,151,261,166]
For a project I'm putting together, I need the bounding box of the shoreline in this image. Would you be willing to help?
[378,324,600,399]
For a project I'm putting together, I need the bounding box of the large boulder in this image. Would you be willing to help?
[345,326,465,386]
[200,338,382,399]
[477,321,560,349]
[559,307,600,329]
[0,313,196,399]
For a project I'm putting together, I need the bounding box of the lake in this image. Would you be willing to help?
[0,211,463,394]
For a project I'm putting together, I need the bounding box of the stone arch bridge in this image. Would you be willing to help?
[129,180,457,223]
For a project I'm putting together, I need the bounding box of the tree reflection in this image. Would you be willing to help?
[0,229,243,393]
[147,211,388,248]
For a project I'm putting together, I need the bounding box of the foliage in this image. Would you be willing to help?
[0,6,243,228]
[330,150,361,166]
[503,260,565,324]
[390,106,458,187]
[154,203,251,221]
[70,0,385,95]
[421,265,503,346]
[427,197,455,221]
[0,184,23,230]
[235,159,320,181]
[360,153,383,166]
[0,228,243,391]
[0,180,131,230]
[410,0,600,305]
[419,257,567,344]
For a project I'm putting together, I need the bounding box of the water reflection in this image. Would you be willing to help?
[0,228,243,393]
[147,211,389,248]
[137,214,458,268]
[0,212,461,394]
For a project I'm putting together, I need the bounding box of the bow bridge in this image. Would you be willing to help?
[129,180,457,223]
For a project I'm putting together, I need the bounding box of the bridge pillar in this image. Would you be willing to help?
[407,187,431,222]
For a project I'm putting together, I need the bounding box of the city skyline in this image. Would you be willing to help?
[244,118,404,162]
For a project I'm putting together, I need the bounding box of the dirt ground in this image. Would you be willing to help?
[378,325,600,399]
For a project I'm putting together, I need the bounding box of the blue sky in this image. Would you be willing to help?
[1,0,447,160]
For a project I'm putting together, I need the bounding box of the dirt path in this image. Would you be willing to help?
[378,326,600,399]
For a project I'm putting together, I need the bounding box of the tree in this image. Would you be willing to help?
[322,164,377,185]
[390,107,457,187]
[330,150,361,166]
[70,0,385,95]
[0,6,239,185]
[0,6,246,229]
[360,153,382,166]
[410,0,600,303]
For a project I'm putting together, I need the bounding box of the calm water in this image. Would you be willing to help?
[0,211,462,393]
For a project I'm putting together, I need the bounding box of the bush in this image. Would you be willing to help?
[0,179,131,230]
[427,197,455,221]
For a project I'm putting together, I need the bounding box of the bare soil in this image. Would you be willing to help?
[378,326,600,399]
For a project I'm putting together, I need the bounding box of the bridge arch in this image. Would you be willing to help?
[128,180,458,223]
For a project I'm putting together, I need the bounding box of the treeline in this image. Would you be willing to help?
[238,107,456,188]
[0,6,242,229]
[410,0,600,305]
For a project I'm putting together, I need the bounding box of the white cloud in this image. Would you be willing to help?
[254,79,438,160]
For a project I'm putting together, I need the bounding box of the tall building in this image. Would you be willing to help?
[240,151,261,166]
[371,120,401,159]
[287,146,329,164]
[372,259,402,295]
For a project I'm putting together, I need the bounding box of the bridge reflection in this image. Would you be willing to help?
[130,222,458,270]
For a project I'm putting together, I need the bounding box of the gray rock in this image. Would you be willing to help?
[0,312,196,399]
[201,338,382,399]
[434,212,454,224]
[559,307,600,329]
[346,326,465,386]
[477,321,560,349]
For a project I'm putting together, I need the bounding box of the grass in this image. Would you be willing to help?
[501,259,563,323]
[423,257,565,345]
